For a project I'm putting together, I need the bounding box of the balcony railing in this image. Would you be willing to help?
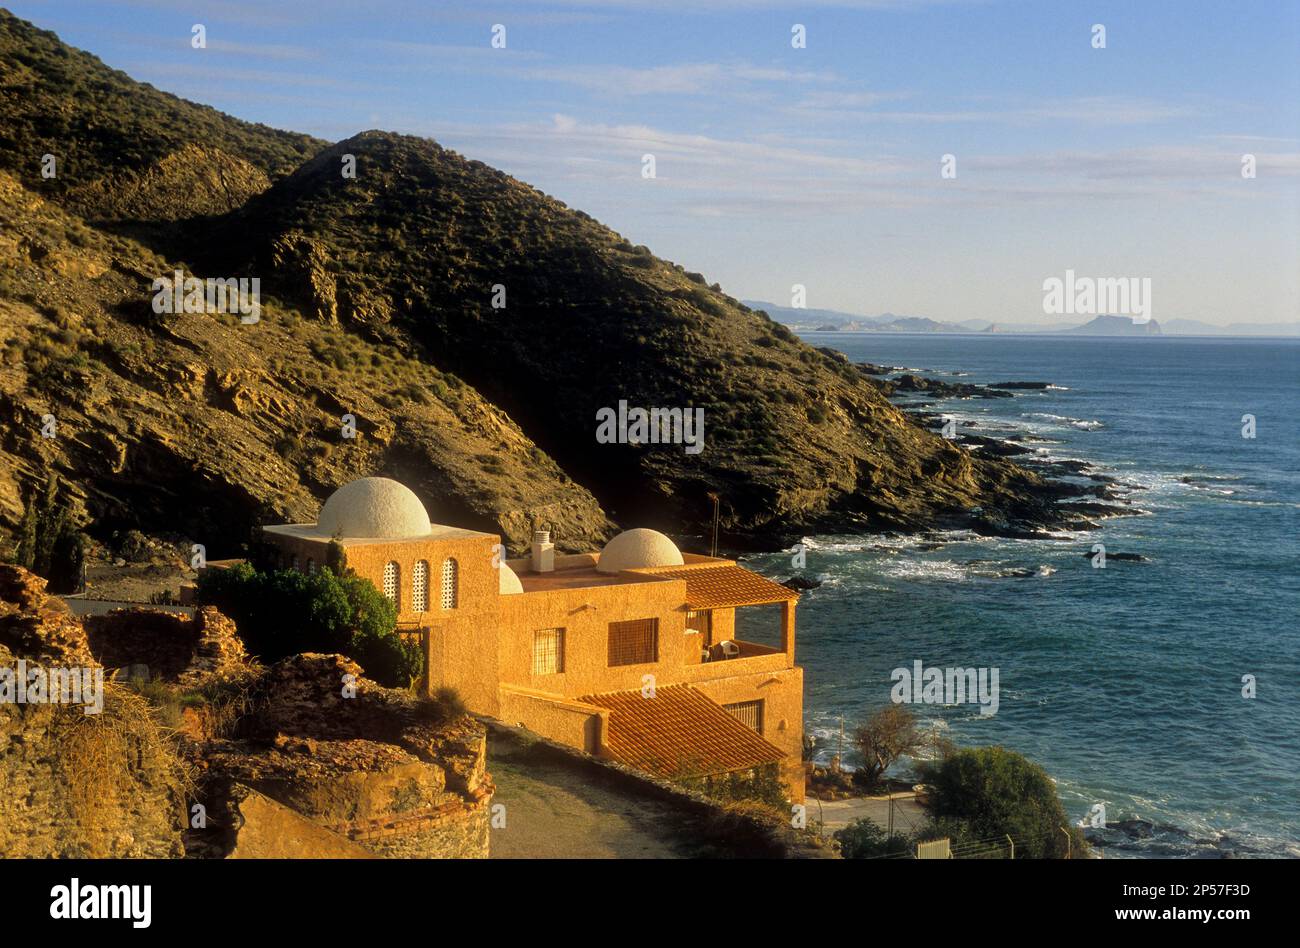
[702,638,782,662]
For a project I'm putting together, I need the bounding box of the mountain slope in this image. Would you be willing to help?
[0,11,1079,554]
[191,132,1067,542]
[0,169,614,553]
[0,10,323,221]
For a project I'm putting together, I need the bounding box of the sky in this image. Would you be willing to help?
[10,0,1300,325]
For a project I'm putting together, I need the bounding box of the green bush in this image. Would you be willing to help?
[917,746,1085,859]
[195,562,422,687]
[834,818,913,859]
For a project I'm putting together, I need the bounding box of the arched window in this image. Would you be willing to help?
[412,560,430,612]
[440,558,458,610]
[383,561,400,609]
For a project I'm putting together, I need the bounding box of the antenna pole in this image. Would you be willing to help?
[707,492,720,557]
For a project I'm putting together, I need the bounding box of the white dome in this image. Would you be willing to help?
[498,564,523,595]
[316,477,432,539]
[596,528,684,574]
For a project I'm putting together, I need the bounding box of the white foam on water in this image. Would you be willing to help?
[1023,412,1106,431]
[875,558,970,582]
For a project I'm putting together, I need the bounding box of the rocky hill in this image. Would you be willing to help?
[0,9,1079,557]
[0,168,614,552]
[1064,315,1162,335]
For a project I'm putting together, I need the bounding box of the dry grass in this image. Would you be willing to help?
[52,681,193,855]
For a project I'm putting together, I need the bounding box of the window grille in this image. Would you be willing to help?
[440,558,458,610]
[412,560,430,612]
[724,700,764,734]
[383,561,400,609]
[532,628,565,675]
[608,618,658,667]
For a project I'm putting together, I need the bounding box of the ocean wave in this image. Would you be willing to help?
[1022,412,1105,431]
[876,559,969,582]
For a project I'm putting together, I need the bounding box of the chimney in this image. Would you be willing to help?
[531,529,554,573]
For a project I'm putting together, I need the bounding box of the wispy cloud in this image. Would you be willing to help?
[789,95,1200,126]
[374,113,1300,223]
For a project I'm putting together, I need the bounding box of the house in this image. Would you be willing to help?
[259,477,806,802]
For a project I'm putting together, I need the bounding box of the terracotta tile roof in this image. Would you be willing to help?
[580,684,785,779]
[643,564,799,609]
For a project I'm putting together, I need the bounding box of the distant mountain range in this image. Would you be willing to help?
[743,302,984,334]
[744,300,1299,337]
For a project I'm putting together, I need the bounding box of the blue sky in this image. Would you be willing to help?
[11,0,1300,324]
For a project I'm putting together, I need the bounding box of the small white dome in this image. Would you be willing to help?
[316,477,432,539]
[596,528,684,574]
[498,564,523,595]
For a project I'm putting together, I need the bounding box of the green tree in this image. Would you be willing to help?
[195,562,422,687]
[917,746,1085,859]
[12,475,85,594]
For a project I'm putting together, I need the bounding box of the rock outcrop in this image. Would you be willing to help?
[0,164,617,554]
[0,564,96,665]
[191,654,493,859]
[1,566,492,859]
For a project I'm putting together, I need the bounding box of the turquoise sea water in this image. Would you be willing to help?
[744,333,1299,858]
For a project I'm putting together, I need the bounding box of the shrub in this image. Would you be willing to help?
[917,746,1086,859]
[835,817,913,859]
[194,562,421,687]
[675,762,788,813]
[418,685,469,724]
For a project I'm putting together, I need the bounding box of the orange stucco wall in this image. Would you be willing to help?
[342,534,502,714]
[497,685,608,753]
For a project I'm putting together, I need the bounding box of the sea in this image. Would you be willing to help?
[740,332,1300,858]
